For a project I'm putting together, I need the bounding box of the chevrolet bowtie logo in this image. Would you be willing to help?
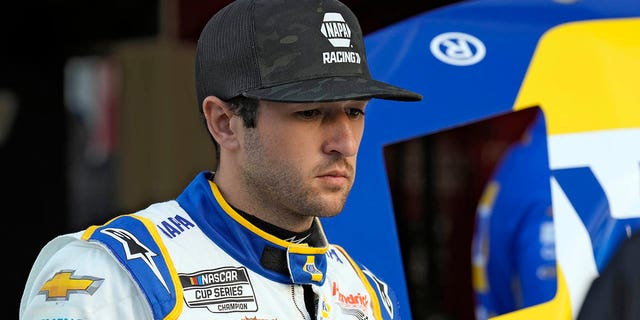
[38,269,104,301]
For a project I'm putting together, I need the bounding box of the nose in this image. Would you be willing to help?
[322,114,361,157]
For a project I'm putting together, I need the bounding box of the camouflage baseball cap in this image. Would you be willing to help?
[195,0,422,107]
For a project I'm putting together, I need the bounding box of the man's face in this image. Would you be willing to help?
[238,99,368,219]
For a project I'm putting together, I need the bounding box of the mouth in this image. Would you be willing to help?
[316,169,352,187]
[319,170,349,178]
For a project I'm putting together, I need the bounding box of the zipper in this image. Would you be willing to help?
[291,284,311,320]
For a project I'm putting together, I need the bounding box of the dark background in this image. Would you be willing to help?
[1,0,460,317]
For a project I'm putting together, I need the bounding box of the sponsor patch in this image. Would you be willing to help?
[320,12,361,65]
[38,269,103,301]
[320,295,332,319]
[332,281,369,315]
[303,256,323,282]
[180,266,257,313]
[430,32,486,66]
[100,227,170,292]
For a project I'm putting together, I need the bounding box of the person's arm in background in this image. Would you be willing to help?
[577,232,640,320]
[472,113,557,319]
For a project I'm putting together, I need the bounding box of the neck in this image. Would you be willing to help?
[234,207,315,244]
[212,168,314,233]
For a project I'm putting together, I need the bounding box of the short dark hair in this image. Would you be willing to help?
[202,96,259,165]
[226,96,259,128]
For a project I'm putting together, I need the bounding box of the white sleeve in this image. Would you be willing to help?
[20,235,153,320]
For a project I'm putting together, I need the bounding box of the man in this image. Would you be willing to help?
[471,111,557,319]
[19,0,422,319]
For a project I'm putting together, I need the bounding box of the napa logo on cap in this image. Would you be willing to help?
[320,12,361,64]
[321,12,351,47]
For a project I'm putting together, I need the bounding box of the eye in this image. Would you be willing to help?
[346,108,365,120]
[296,109,321,120]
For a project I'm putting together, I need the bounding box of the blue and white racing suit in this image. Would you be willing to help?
[20,171,398,319]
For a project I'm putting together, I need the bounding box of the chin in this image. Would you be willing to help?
[315,201,347,217]
[314,211,342,218]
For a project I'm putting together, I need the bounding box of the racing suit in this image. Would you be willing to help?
[471,113,557,319]
[20,171,398,319]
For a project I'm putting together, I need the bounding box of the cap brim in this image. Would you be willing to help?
[241,76,422,103]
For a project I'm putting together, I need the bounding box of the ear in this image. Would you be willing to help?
[202,96,240,151]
